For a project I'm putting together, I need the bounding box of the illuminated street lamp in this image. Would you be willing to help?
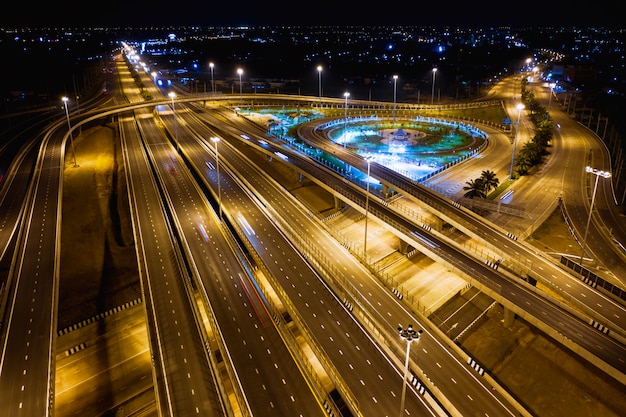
[317,65,323,101]
[61,96,78,167]
[73,84,82,136]
[209,62,215,94]
[343,91,350,148]
[431,68,437,105]
[580,166,611,266]
[168,92,178,151]
[210,137,222,221]
[393,74,398,121]
[547,82,556,114]
[509,103,525,180]
[363,157,372,257]
[398,324,423,417]
[237,68,243,104]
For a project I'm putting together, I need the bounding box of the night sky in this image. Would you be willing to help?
[3,1,622,28]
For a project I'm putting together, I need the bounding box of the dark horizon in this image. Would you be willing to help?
[2,1,622,29]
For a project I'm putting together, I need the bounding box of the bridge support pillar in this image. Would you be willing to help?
[398,239,410,255]
[382,184,391,198]
[432,216,444,232]
[334,195,342,210]
[502,306,515,327]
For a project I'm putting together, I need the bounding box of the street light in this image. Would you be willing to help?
[168,92,178,151]
[547,82,556,114]
[317,65,323,101]
[509,103,525,180]
[398,324,423,417]
[237,68,243,104]
[393,74,398,121]
[343,91,350,148]
[431,68,437,105]
[209,62,215,94]
[61,96,78,167]
[363,157,372,257]
[210,137,222,221]
[72,79,82,136]
[580,166,611,266]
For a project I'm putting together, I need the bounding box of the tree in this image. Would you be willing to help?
[515,153,534,176]
[479,170,499,193]
[520,141,542,164]
[463,178,486,199]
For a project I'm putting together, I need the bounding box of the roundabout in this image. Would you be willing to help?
[319,116,489,182]
[243,108,489,183]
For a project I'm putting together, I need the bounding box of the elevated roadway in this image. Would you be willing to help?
[170,102,530,416]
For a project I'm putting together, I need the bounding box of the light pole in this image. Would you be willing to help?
[431,68,437,105]
[211,137,222,221]
[580,166,611,266]
[209,62,215,94]
[168,92,178,151]
[317,65,323,101]
[363,157,372,257]
[237,68,243,105]
[509,103,525,180]
[547,82,556,114]
[393,74,398,121]
[343,91,350,148]
[398,324,423,417]
[61,96,78,167]
[72,75,82,136]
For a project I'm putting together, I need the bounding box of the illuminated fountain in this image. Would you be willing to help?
[329,118,487,182]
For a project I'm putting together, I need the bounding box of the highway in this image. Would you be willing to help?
[289,107,626,378]
[115,58,330,416]
[0,91,115,415]
[120,109,231,416]
[164,102,529,416]
[1,48,625,416]
[122,70,624,412]
[157,103,442,416]
[0,119,66,416]
[132,107,328,416]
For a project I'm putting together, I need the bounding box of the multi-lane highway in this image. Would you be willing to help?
[1,49,625,416]
[132,107,330,416]
[160,101,527,416]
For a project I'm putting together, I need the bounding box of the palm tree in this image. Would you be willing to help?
[479,170,499,193]
[521,141,542,164]
[515,153,534,176]
[463,178,486,199]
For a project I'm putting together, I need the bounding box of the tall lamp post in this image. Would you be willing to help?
[509,103,525,180]
[210,137,222,221]
[363,157,372,257]
[393,74,398,121]
[237,68,243,105]
[209,62,215,94]
[343,91,350,148]
[547,82,556,114]
[72,76,82,136]
[168,92,178,151]
[61,96,78,167]
[398,324,423,417]
[431,68,437,105]
[580,166,611,266]
[317,65,323,101]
